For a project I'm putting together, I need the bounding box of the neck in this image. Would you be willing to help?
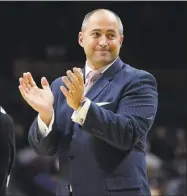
[87,64,104,70]
[86,58,118,70]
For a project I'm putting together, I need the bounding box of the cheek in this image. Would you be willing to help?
[110,42,121,52]
[86,42,97,52]
[90,41,98,49]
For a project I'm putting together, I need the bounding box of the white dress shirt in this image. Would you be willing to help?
[37,58,117,137]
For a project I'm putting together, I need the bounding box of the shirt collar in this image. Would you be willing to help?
[85,57,118,78]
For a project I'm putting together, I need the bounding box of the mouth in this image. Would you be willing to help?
[99,49,110,51]
[98,50,110,53]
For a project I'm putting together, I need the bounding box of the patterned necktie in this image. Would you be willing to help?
[84,70,102,94]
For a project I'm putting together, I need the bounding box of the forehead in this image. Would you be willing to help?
[85,11,119,32]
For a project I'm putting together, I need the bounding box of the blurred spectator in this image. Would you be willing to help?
[149,126,175,161]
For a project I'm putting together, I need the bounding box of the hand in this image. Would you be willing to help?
[18,72,54,121]
[60,67,84,110]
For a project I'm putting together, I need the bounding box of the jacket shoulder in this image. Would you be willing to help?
[122,63,157,83]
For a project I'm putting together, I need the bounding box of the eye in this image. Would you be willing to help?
[92,32,100,38]
[108,34,115,39]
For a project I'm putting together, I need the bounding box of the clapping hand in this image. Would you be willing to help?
[18,72,54,125]
[60,67,84,110]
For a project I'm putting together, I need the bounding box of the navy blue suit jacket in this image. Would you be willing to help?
[28,58,158,196]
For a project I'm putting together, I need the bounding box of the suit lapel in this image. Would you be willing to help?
[82,67,86,84]
[84,57,124,101]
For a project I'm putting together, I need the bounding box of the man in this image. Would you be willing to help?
[19,9,158,196]
[0,106,15,196]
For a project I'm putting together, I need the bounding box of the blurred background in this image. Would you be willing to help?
[0,1,186,196]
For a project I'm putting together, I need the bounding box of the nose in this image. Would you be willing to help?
[99,36,108,48]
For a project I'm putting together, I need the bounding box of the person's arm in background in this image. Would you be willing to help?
[0,107,15,196]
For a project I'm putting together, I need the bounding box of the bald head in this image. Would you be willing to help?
[81,9,123,35]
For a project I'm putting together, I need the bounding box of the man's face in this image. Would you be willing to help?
[78,11,124,68]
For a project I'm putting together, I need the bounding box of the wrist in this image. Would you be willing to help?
[39,113,53,126]
[73,97,87,111]
[80,97,87,106]
[39,108,53,125]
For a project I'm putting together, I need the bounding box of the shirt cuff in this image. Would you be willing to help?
[71,98,91,125]
[37,110,55,137]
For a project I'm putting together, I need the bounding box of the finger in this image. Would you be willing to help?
[19,78,30,94]
[18,85,31,103]
[66,70,79,86]
[23,73,29,84]
[19,77,29,91]
[62,76,76,92]
[60,86,73,98]
[27,72,37,87]
[19,75,27,87]
[73,67,84,85]
[22,73,33,90]
[78,68,82,72]
[41,77,50,91]
[27,83,32,91]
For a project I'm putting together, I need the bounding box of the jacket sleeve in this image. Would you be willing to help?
[28,117,58,156]
[28,80,61,156]
[0,111,15,196]
[82,70,158,151]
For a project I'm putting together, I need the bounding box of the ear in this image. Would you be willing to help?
[119,35,124,46]
[78,32,84,47]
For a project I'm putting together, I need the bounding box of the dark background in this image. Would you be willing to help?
[0,2,186,196]
[0,2,186,70]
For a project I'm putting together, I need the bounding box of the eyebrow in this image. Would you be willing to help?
[91,29,116,33]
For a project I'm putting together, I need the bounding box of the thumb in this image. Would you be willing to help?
[41,77,50,90]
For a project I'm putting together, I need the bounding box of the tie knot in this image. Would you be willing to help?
[85,70,102,91]
[86,70,102,83]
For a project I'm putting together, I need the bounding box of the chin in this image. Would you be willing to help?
[96,59,110,66]
[90,55,115,67]
[100,57,114,64]
[97,55,111,61]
